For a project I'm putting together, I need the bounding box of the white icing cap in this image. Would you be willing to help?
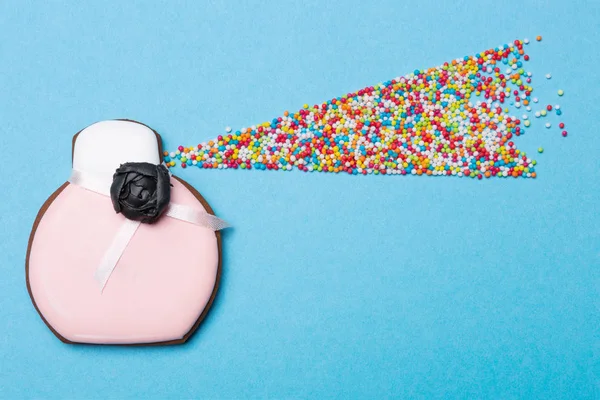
[72,120,161,175]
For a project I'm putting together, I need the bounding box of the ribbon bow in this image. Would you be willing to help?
[68,168,229,291]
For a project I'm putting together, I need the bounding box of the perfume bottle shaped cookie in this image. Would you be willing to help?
[26,120,228,345]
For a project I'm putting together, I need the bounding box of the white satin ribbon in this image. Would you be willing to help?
[68,169,229,291]
[94,218,141,290]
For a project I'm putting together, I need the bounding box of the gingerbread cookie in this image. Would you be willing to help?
[26,120,229,345]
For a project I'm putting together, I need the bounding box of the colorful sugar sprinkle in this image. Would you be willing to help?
[167,38,565,179]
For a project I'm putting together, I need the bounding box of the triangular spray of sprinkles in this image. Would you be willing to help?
[166,37,566,179]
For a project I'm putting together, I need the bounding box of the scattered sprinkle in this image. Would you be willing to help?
[536,35,542,41]
[558,89,564,96]
[545,123,551,128]
[538,147,544,153]
[546,73,552,79]
[166,38,567,179]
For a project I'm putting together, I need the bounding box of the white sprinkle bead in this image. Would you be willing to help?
[535,112,541,118]
[555,105,561,110]
[526,106,532,112]
[524,38,530,44]
[522,114,528,120]
[533,98,538,103]
[545,73,552,79]
[225,126,232,133]
[545,123,551,128]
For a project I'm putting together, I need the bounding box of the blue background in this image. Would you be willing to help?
[1,0,598,398]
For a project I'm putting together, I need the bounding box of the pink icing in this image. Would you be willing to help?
[28,179,219,344]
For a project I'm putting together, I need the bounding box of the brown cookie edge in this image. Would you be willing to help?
[25,119,222,346]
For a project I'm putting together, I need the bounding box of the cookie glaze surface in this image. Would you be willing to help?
[28,120,220,344]
[73,120,160,175]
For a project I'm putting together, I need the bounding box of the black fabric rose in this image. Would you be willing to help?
[110,162,171,224]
